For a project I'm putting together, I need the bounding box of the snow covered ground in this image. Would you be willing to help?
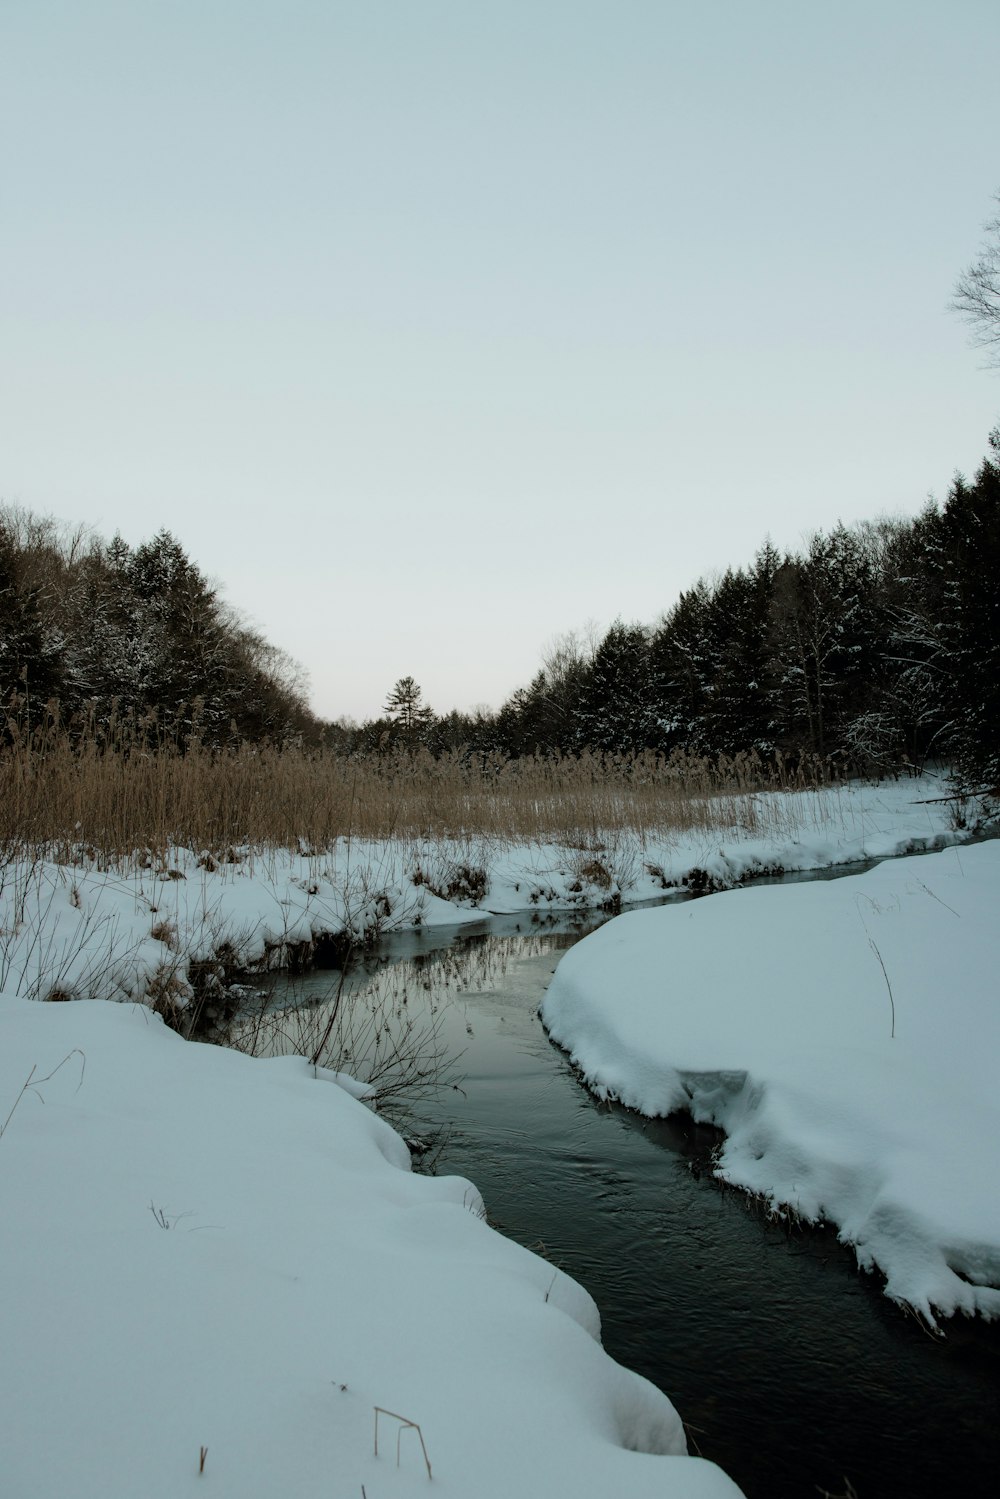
[0,994,743,1499]
[541,839,1000,1326]
[0,777,979,1021]
[0,777,992,1495]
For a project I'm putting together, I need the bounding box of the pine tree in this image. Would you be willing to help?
[698,555,779,755]
[844,513,950,772]
[384,676,434,732]
[650,582,716,751]
[125,531,232,735]
[936,445,1000,786]
[575,621,656,753]
[0,521,63,723]
[767,527,876,760]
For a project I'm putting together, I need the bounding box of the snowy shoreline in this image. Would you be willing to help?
[0,994,745,1498]
[540,839,1000,1326]
[0,778,982,1024]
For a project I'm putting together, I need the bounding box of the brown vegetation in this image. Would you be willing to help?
[0,709,836,860]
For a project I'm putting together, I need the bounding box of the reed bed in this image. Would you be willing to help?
[0,717,832,861]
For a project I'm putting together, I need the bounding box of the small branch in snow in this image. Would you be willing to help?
[854,903,896,1039]
[912,878,960,918]
[866,932,895,1040]
[0,1049,86,1142]
[911,787,997,803]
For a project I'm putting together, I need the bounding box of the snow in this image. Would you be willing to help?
[0,777,980,1012]
[0,774,993,1493]
[0,995,742,1499]
[540,839,1000,1326]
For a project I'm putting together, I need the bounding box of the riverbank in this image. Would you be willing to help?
[0,776,981,1040]
[0,991,743,1499]
[364,927,1000,1499]
[541,839,1000,1325]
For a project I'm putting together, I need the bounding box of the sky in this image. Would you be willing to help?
[2,1,999,724]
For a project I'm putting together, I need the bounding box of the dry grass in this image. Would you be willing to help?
[0,712,833,860]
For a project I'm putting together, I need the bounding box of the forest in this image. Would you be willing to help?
[329,434,1000,790]
[2,428,998,793]
[0,514,319,746]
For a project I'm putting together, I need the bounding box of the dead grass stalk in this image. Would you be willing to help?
[0,712,831,860]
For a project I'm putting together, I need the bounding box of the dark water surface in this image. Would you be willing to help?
[264,905,1000,1499]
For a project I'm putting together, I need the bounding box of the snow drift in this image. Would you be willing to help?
[541,841,1000,1324]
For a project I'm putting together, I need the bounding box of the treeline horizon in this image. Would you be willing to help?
[335,429,1000,789]
[2,427,999,789]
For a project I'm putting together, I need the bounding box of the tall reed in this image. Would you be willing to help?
[0,707,833,859]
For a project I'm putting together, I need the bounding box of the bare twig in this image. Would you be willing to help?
[0,1049,86,1142]
[913,878,960,918]
[854,901,895,1039]
[309,952,351,1070]
[866,933,895,1040]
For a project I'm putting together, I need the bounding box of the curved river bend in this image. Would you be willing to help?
[259,890,1000,1499]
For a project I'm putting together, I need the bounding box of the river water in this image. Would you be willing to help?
[256,893,1000,1499]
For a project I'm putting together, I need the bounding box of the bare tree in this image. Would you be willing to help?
[952,191,1000,366]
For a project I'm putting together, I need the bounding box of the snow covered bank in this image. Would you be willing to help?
[0,995,742,1498]
[541,840,1000,1325]
[0,778,982,1024]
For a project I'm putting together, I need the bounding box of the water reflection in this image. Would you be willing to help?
[231,924,603,1119]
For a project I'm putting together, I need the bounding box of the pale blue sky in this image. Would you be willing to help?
[3,1,999,721]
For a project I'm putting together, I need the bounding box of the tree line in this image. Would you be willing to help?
[0,512,319,746]
[346,433,1000,789]
[2,433,997,788]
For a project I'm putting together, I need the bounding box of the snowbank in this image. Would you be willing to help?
[0,778,980,1015]
[541,840,1000,1325]
[0,995,741,1498]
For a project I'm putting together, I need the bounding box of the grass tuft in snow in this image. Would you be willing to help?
[373,1407,433,1481]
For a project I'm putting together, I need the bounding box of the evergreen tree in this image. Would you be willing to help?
[384,676,434,732]
[124,532,229,732]
[575,621,656,753]
[0,521,63,722]
[844,513,950,771]
[936,445,1000,786]
[494,677,550,756]
[768,526,876,759]
[494,631,593,756]
[698,554,779,755]
[650,582,716,751]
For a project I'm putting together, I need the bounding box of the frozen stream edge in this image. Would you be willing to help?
[540,840,1000,1326]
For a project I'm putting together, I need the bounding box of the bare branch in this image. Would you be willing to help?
[952,192,1000,366]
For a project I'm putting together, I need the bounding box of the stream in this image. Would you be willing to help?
[253,882,1000,1499]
